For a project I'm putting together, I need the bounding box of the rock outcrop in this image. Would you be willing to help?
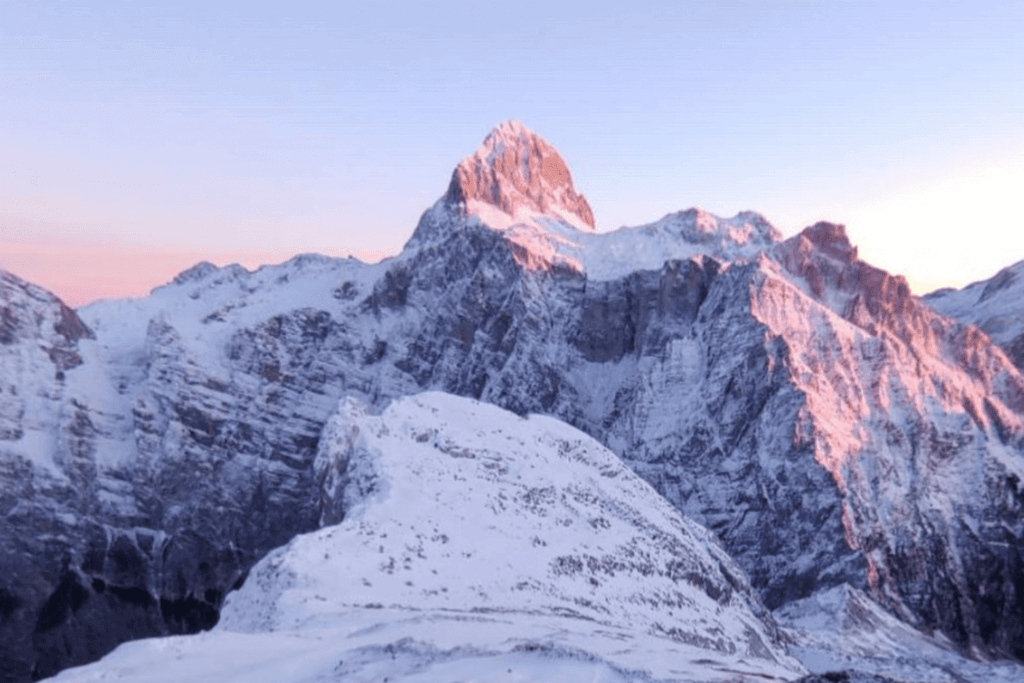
[445,119,595,231]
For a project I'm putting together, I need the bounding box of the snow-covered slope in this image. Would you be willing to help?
[924,259,1024,370]
[775,584,1024,683]
[412,192,779,280]
[51,392,803,683]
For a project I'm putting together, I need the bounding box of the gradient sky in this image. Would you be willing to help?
[2,1,1023,306]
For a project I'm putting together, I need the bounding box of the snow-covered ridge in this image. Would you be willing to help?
[81,251,384,361]
[53,392,804,682]
[410,196,781,280]
[0,268,93,348]
[925,258,1024,370]
[0,268,92,472]
[571,207,781,280]
[749,222,1024,657]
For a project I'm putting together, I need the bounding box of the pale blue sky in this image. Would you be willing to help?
[2,1,1023,303]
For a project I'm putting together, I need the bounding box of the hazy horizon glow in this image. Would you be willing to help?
[3,2,1023,306]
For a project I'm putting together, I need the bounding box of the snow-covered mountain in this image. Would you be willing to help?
[2,120,1024,681]
[50,392,804,682]
[924,259,1024,370]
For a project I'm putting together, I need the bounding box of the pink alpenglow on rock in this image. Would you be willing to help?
[445,120,596,232]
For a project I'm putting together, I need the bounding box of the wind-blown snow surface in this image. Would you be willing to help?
[51,392,803,683]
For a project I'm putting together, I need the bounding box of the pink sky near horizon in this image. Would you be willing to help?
[3,4,1023,308]
[0,243,394,308]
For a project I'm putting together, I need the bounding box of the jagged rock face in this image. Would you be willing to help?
[3,122,1024,679]
[764,224,1024,658]
[374,217,866,617]
[0,269,91,375]
[0,259,392,681]
[445,119,596,231]
[326,211,1024,659]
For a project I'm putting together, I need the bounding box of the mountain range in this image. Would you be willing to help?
[1,121,1023,682]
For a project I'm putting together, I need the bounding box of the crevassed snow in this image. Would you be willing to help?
[52,392,804,683]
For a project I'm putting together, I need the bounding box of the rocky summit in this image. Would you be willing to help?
[1,122,1023,682]
[445,119,595,232]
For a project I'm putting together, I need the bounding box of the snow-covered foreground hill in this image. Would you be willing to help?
[51,392,803,683]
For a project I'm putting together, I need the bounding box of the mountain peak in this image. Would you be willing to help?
[444,120,596,231]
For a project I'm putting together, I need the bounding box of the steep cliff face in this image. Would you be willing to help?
[344,194,1024,660]
[0,270,109,682]
[3,122,1024,680]
[761,225,1024,656]
[387,204,1024,660]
